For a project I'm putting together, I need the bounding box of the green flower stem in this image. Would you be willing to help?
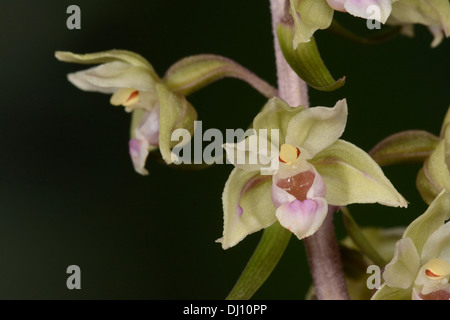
[341,207,387,267]
[226,222,291,300]
[270,0,349,300]
[304,206,350,300]
[270,0,309,108]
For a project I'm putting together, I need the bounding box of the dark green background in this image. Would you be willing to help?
[0,0,448,299]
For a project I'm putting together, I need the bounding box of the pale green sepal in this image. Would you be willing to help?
[219,168,276,250]
[286,99,347,158]
[369,130,439,166]
[55,50,158,79]
[253,97,304,147]
[277,24,345,91]
[403,189,450,256]
[163,54,277,98]
[226,222,291,300]
[156,84,197,164]
[416,167,440,206]
[371,283,412,300]
[383,237,420,289]
[311,139,408,207]
[289,0,334,46]
[416,140,450,205]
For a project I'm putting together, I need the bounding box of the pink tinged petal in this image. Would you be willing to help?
[236,175,272,217]
[344,0,392,24]
[129,138,149,175]
[327,0,346,11]
[276,198,328,240]
[135,107,160,147]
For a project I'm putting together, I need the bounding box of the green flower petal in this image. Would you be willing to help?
[311,139,408,207]
[383,237,420,289]
[286,99,347,158]
[219,168,276,250]
[156,84,197,164]
[55,50,158,79]
[252,97,305,147]
[371,283,413,300]
[416,140,450,205]
[289,0,334,46]
[403,189,450,256]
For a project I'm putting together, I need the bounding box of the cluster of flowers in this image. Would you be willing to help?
[56,0,450,300]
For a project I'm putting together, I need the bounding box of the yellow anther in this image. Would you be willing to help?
[110,88,140,107]
[279,144,301,164]
[424,258,450,279]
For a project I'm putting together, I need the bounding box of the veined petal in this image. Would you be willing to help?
[383,237,421,289]
[134,108,160,147]
[55,50,158,79]
[156,84,197,165]
[253,97,305,147]
[344,0,392,24]
[129,138,150,176]
[371,283,413,300]
[275,197,328,240]
[67,61,157,93]
[404,189,450,255]
[311,139,408,207]
[219,168,276,249]
[290,0,334,46]
[421,222,450,265]
[286,99,347,158]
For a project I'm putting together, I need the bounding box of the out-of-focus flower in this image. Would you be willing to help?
[387,0,450,47]
[373,189,450,300]
[55,50,197,175]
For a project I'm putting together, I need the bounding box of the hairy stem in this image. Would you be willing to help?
[270,0,309,108]
[270,0,349,300]
[304,207,350,300]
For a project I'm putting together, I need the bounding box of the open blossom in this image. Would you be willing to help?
[290,0,450,47]
[289,0,392,46]
[387,0,450,48]
[55,50,196,175]
[373,189,450,300]
[218,98,407,249]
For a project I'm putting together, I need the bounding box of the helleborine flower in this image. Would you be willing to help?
[387,0,450,47]
[55,50,197,175]
[218,98,407,249]
[373,189,450,300]
[289,0,392,46]
[416,106,450,205]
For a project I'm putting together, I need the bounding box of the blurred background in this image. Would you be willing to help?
[0,0,448,299]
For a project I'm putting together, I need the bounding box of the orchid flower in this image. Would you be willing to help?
[289,0,392,47]
[387,0,450,48]
[55,50,197,175]
[417,106,450,204]
[373,189,450,300]
[218,98,407,249]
